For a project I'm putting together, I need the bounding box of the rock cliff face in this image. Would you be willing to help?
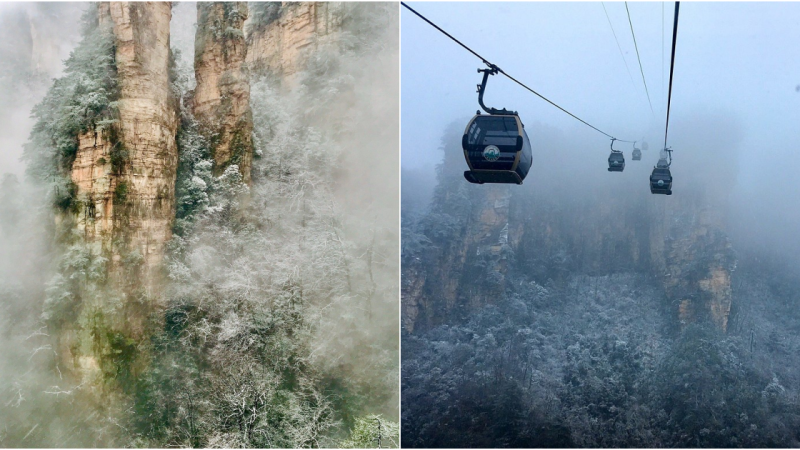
[71,130,118,246]
[404,128,737,334]
[648,196,736,331]
[90,2,177,285]
[0,7,35,77]
[402,184,514,333]
[246,2,345,86]
[61,2,177,387]
[193,2,253,182]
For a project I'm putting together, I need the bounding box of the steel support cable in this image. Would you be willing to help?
[625,2,655,116]
[601,2,636,86]
[400,1,491,66]
[401,1,636,143]
[664,2,680,150]
[497,70,636,142]
[662,2,665,109]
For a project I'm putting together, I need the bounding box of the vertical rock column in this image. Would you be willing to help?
[71,130,118,246]
[648,197,736,331]
[404,184,514,332]
[98,2,177,288]
[193,2,253,183]
[73,1,177,304]
[245,2,345,87]
[59,2,177,392]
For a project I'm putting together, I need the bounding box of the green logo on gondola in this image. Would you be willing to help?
[483,145,500,161]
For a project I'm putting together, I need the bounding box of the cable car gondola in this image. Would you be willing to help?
[650,148,673,195]
[607,138,625,172]
[462,67,532,185]
[632,141,642,161]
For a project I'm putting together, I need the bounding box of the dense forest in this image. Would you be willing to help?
[401,118,800,447]
[0,2,398,447]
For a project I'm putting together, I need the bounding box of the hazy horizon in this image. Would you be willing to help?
[402,0,800,265]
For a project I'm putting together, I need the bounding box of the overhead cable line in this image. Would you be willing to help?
[662,2,665,109]
[625,2,655,116]
[601,2,635,86]
[664,1,680,150]
[401,1,635,143]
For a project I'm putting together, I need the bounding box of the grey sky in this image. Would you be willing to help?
[402,2,800,176]
[402,1,800,261]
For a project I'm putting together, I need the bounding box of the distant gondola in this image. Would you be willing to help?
[463,66,532,185]
[607,138,625,172]
[632,141,642,161]
[650,157,673,195]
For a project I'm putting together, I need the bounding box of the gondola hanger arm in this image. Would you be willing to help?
[610,137,622,152]
[401,2,643,144]
[476,67,516,116]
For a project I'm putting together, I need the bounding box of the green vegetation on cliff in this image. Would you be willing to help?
[401,120,800,448]
[23,8,118,196]
[1,3,398,447]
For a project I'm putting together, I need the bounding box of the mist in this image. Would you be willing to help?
[0,2,398,447]
[0,3,85,178]
[402,2,800,447]
[0,3,107,446]
[402,0,800,278]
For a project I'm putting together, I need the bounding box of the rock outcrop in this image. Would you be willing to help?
[70,130,118,245]
[72,2,178,287]
[62,2,177,388]
[193,2,253,182]
[0,4,77,79]
[649,198,736,331]
[402,184,514,333]
[246,2,345,86]
[403,125,738,334]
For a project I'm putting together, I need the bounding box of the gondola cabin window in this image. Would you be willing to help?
[467,116,520,148]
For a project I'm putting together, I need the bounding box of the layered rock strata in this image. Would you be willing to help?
[193,2,253,182]
[62,2,177,388]
[78,2,178,286]
[246,2,345,86]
